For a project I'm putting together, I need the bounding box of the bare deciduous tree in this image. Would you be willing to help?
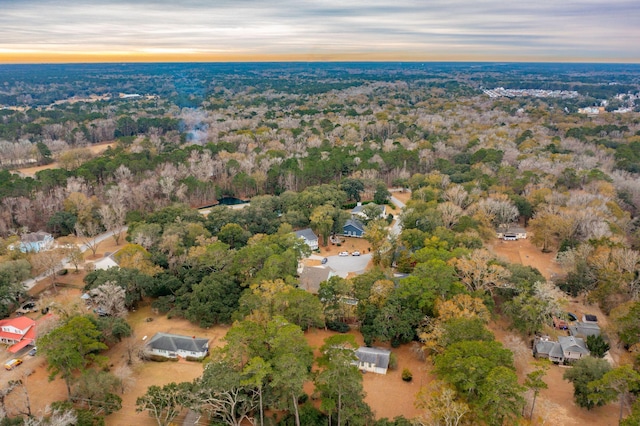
[455,249,512,294]
[90,282,127,317]
[75,221,102,258]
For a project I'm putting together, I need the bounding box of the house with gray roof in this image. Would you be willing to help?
[533,335,589,363]
[146,332,209,360]
[355,347,391,374]
[299,265,335,294]
[343,219,365,238]
[351,202,386,221]
[569,321,601,339]
[558,336,590,361]
[294,228,319,251]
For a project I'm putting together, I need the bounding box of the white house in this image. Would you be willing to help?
[351,203,386,221]
[19,231,54,253]
[146,333,209,360]
[355,347,391,374]
[0,317,36,353]
[496,225,527,240]
[294,228,319,251]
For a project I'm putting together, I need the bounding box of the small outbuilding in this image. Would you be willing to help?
[354,347,391,375]
[146,333,209,360]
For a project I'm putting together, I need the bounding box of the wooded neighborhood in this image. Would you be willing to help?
[0,62,639,425]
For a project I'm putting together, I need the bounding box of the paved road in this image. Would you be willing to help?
[322,253,372,278]
[389,195,406,237]
[21,226,128,291]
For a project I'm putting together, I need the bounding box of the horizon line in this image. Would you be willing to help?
[1,52,639,65]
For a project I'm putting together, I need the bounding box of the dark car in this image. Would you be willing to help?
[94,307,109,317]
[16,301,37,314]
[321,257,328,264]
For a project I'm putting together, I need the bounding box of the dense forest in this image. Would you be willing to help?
[1,62,640,425]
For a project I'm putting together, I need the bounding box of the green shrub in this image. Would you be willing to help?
[326,321,350,333]
[401,368,413,382]
[388,352,398,370]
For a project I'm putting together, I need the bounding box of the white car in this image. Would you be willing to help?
[352,251,361,256]
[338,251,349,257]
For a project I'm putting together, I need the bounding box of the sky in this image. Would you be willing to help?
[0,0,638,63]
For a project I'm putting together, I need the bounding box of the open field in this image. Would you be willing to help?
[15,141,116,177]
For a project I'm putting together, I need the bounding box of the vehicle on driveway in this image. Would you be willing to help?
[352,251,361,256]
[16,301,37,314]
[338,251,349,257]
[28,347,37,356]
[321,257,328,264]
[4,358,22,370]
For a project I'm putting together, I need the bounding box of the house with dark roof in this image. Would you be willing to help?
[355,347,391,374]
[299,265,335,294]
[0,317,36,353]
[294,228,319,251]
[569,322,601,338]
[343,219,365,238]
[19,231,54,253]
[146,333,209,360]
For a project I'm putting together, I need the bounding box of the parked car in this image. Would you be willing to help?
[338,251,349,257]
[351,251,361,256]
[94,307,109,317]
[28,347,37,356]
[16,301,37,314]
[321,257,328,264]
[4,358,22,370]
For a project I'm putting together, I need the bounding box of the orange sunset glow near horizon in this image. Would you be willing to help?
[1,1,638,64]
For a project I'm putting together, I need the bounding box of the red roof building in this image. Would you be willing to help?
[0,317,36,353]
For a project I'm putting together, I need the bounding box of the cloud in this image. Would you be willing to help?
[0,0,638,61]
